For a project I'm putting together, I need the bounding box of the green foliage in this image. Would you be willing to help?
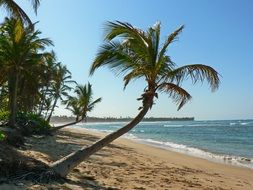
[0,131,5,141]
[0,111,9,123]
[0,111,8,141]
[0,110,51,135]
[64,83,102,121]
[90,21,220,110]
[0,0,41,27]
[16,112,51,134]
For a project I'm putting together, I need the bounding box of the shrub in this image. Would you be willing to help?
[0,131,5,141]
[0,111,9,125]
[16,112,52,135]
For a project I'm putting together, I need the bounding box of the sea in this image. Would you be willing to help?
[71,119,253,169]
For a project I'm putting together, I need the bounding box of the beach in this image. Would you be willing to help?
[1,127,253,190]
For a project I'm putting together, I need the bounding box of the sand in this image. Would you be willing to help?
[1,127,253,190]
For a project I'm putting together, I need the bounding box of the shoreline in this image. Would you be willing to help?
[2,126,252,189]
[66,127,253,188]
[70,125,253,170]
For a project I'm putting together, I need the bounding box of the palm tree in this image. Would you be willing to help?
[17,52,53,113]
[46,64,75,122]
[50,21,220,177]
[74,83,102,121]
[0,18,52,126]
[37,51,58,116]
[0,0,40,27]
[64,96,81,121]
[51,83,102,131]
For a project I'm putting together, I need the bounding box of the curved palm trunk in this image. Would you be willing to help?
[47,97,58,122]
[50,98,152,177]
[50,118,83,132]
[38,92,46,116]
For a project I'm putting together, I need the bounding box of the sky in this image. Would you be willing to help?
[1,0,253,120]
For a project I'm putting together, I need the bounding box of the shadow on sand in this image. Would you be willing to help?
[0,129,133,189]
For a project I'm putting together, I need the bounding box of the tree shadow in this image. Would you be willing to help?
[26,130,134,162]
[0,135,123,189]
[7,129,135,189]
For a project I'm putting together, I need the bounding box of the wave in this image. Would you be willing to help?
[230,122,252,126]
[163,124,184,128]
[240,122,250,126]
[70,123,253,169]
[134,138,253,169]
[164,123,228,128]
[123,133,138,139]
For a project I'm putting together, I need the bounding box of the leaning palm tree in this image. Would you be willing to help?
[51,83,102,131]
[0,0,40,27]
[50,21,220,177]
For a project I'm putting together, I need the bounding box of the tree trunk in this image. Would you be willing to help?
[50,99,151,177]
[8,73,19,127]
[50,119,83,132]
[38,85,50,116]
[47,97,58,122]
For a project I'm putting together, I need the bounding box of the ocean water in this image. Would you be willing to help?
[72,119,253,169]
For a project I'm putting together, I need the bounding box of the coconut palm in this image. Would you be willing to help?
[52,83,102,131]
[34,51,61,116]
[64,96,81,121]
[46,64,75,122]
[0,0,40,27]
[17,52,53,113]
[50,21,220,177]
[74,83,102,121]
[0,18,52,126]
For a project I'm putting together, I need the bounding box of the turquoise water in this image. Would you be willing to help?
[73,119,253,169]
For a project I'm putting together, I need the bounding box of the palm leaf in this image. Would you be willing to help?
[157,83,192,110]
[88,97,102,111]
[168,64,220,92]
[157,25,184,65]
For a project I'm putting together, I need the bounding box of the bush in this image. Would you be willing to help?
[0,111,8,141]
[0,110,9,125]
[0,112,52,146]
[0,131,5,141]
[16,112,52,135]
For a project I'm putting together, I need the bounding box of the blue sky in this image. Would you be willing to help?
[1,0,253,120]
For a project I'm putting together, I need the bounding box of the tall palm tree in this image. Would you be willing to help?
[17,52,52,113]
[0,18,52,126]
[50,21,220,177]
[0,0,40,27]
[51,83,102,131]
[46,64,75,122]
[37,51,58,116]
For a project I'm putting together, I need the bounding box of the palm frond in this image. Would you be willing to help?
[30,0,40,14]
[104,21,152,64]
[105,21,148,43]
[123,69,145,89]
[157,25,184,65]
[90,41,137,75]
[157,83,192,110]
[1,1,32,26]
[168,64,220,91]
[88,97,102,111]
[147,21,161,64]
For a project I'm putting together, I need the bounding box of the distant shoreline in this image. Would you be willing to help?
[51,116,194,123]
